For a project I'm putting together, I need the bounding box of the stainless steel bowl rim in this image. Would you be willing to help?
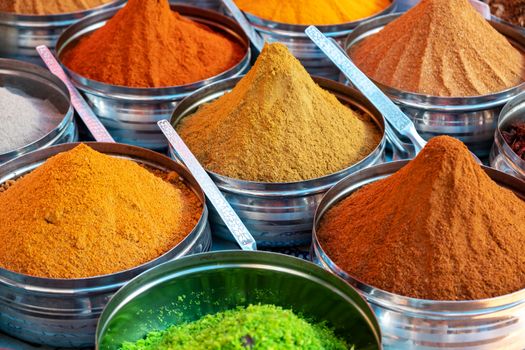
[345,13,525,110]
[0,141,209,293]
[242,0,398,37]
[171,75,387,197]
[0,0,124,25]
[312,160,525,314]
[95,250,383,347]
[0,58,75,160]
[55,5,251,101]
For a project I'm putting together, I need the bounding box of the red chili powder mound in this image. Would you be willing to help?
[62,0,245,88]
[318,136,525,301]
[350,0,525,97]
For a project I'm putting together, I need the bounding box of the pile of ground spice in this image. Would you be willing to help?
[486,0,525,27]
[0,86,62,154]
[318,136,525,301]
[0,144,202,279]
[235,0,390,25]
[62,0,244,88]
[121,305,350,350]
[350,0,525,97]
[177,43,381,183]
[0,0,112,15]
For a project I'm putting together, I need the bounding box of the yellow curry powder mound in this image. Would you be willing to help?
[177,43,381,183]
[0,144,202,279]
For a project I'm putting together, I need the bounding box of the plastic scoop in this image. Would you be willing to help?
[304,26,427,154]
[221,0,265,54]
[36,45,114,143]
[158,120,257,251]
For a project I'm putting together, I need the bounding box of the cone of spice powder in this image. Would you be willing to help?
[350,0,525,97]
[234,0,391,25]
[318,136,525,301]
[0,0,113,15]
[61,0,245,88]
[0,144,202,279]
[177,43,382,183]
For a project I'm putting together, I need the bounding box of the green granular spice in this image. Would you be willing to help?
[121,304,352,350]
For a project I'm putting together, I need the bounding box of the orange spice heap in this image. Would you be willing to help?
[0,144,202,279]
[351,0,525,97]
[62,0,245,88]
[318,136,525,300]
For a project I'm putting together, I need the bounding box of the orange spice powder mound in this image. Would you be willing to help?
[62,0,245,88]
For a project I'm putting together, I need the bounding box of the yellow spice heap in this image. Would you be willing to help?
[0,144,201,279]
[235,0,391,25]
[177,43,381,183]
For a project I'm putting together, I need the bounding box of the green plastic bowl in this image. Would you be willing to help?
[96,251,381,349]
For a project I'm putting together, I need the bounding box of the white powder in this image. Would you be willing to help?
[0,86,63,154]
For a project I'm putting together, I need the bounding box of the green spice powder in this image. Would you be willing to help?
[121,304,352,350]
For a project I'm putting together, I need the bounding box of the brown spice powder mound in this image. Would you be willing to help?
[0,144,202,279]
[177,43,381,183]
[0,0,112,15]
[318,136,525,301]
[350,0,525,97]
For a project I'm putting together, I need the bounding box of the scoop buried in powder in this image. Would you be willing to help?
[0,144,202,279]
[350,0,525,97]
[318,136,525,301]
[177,43,381,183]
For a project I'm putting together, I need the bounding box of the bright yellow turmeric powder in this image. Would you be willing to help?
[235,0,391,25]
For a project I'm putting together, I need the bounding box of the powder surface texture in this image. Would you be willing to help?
[62,0,245,88]
[121,305,350,350]
[350,0,525,97]
[318,136,525,300]
[0,0,112,15]
[0,86,62,154]
[177,43,381,183]
[0,144,202,279]
[235,0,391,25]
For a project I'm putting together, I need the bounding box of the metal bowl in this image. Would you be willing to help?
[236,0,398,79]
[0,142,211,348]
[173,0,221,11]
[55,5,251,151]
[344,13,525,157]
[312,161,525,349]
[491,14,525,36]
[490,91,525,180]
[0,58,77,164]
[96,251,382,349]
[170,76,387,247]
[0,0,124,65]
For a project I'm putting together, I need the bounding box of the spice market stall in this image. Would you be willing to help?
[0,0,524,349]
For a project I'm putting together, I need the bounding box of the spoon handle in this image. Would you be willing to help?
[158,120,257,251]
[222,0,265,53]
[37,45,115,143]
[305,26,426,154]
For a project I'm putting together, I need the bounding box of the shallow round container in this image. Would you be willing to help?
[312,161,525,349]
[55,5,251,151]
[237,0,397,79]
[490,91,525,180]
[0,58,77,164]
[172,0,221,11]
[0,0,124,65]
[170,76,387,247]
[344,13,525,157]
[0,142,211,348]
[96,251,382,349]
[491,14,525,36]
